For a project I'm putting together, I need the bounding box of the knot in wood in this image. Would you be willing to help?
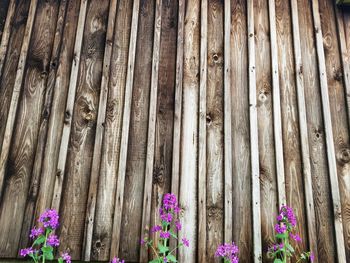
[337,148,350,164]
[64,110,71,124]
[334,68,343,81]
[153,165,164,185]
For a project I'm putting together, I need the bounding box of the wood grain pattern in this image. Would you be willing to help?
[206,1,224,262]
[0,0,58,257]
[92,0,133,260]
[253,0,277,260]
[178,1,200,262]
[119,0,154,261]
[231,0,253,262]
[0,0,349,261]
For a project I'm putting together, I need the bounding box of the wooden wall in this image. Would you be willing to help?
[0,0,350,262]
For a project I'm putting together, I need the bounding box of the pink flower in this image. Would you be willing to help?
[20,247,34,257]
[47,234,60,247]
[160,231,170,239]
[290,233,302,243]
[61,252,71,263]
[310,252,315,262]
[111,257,124,263]
[175,220,182,231]
[29,227,44,239]
[39,209,59,229]
[182,237,189,247]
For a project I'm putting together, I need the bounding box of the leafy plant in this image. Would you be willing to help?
[267,205,314,263]
[140,193,189,263]
[20,209,71,263]
[215,242,239,263]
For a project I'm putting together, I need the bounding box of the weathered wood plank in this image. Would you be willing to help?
[19,0,69,250]
[50,0,88,211]
[34,0,81,221]
[58,0,109,259]
[82,0,118,260]
[0,0,10,40]
[148,0,177,260]
[198,0,207,262]
[0,0,38,200]
[297,0,337,260]
[311,0,347,261]
[109,0,140,258]
[224,0,233,244]
[253,0,276,260]
[268,0,286,206]
[178,0,200,262]
[139,0,162,261]
[0,0,15,79]
[290,0,318,260]
[317,0,350,261]
[231,0,253,262]
[0,0,58,257]
[119,0,154,261]
[91,0,133,260]
[247,0,262,261]
[206,0,224,261]
[275,0,307,256]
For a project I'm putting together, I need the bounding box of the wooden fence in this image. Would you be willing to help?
[0,0,350,262]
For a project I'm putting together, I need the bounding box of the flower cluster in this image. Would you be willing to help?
[215,242,239,263]
[268,205,314,263]
[140,193,189,263]
[111,257,125,263]
[20,209,71,263]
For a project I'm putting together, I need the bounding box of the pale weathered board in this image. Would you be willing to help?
[0,0,349,262]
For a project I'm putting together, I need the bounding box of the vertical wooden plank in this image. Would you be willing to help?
[139,0,162,261]
[290,0,318,260]
[0,0,30,153]
[268,0,286,206]
[297,0,336,260]
[231,0,253,261]
[335,5,350,261]
[91,0,133,260]
[34,0,81,220]
[198,0,207,262]
[206,0,224,261]
[317,0,350,261]
[0,0,59,257]
[224,0,233,244]
[82,0,118,260]
[178,0,200,262]
[171,0,184,201]
[119,0,154,261]
[58,0,110,259]
[50,0,88,211]
[247,0,262,262]
[109,0,140,257]
[275,0,307,256]
[148,0,178,260]
[19,0,69,250]
[0,0,38,200]
[311,0,347,261]
[0,0,16,79]
[253,0,276,260]
[0,0,10,40]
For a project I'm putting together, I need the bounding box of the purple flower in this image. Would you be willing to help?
[161,213,173,223]
[39,209,59,229]
[29,227,44,239]
[174,206,180,214]
[61,252,71,263]
[20,247,34,257]
[175,220,182,231]
[215,242,239,263]
[111,257,124,263]
[182,237,189,247]
[274,223,287,234]
[163,193,177,210]
[163,257,168,262]
[160,231,170,239]
[276,214,283,221]
[310,252,315,262]
[279,205,297,227]
[290,233,302,243]
[151,225,162,233]
[47,234,60,247]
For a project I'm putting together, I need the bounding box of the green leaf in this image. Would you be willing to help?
[158,243,169,254]
[286,243,295,253]
[41,246,54,261]
[149,259,161,263]
[276,233,287,239]
[58,258,64,263]
[166,254,177,262]
[169,230,177,239]
[274,259,283,263]
[33,235,46,246]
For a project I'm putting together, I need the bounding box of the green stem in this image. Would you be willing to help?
[43,229,49,263]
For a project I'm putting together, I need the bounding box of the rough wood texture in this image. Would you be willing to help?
[0,0,349,262]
